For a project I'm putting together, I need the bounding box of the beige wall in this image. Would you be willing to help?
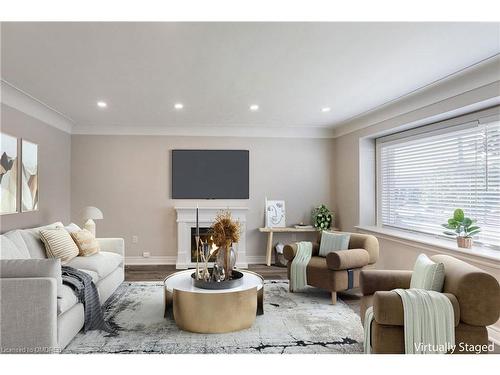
[0,104,71,233]
[70,135,334,261]
[333,73,500,342]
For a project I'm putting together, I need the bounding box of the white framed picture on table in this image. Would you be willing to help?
[265,198,286,228]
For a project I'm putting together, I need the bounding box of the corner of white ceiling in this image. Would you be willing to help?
[1,79,75,133]
[332,53,500,138]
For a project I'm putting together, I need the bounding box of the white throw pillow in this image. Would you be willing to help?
[318,231,351,257]
[410,254,445,292]
[40,228,79,263]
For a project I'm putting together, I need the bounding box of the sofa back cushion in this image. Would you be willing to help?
[410,253,445,292]
[432,254,500,326]
[19,222,64,259]
[40,227,79,263]
[64,223,81,233]
[3,230,31,259]
[1,236,25,259]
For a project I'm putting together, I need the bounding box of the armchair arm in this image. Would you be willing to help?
[97,238,124,257]
[0,259,63,296]
[0,277,58,353]
[360,269,413,296]
[283,242,319,261]
[373,290,460,327]
[349,233,379,264]
[326,248,369,270]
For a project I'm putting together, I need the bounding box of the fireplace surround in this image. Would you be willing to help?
[175,207,248,269]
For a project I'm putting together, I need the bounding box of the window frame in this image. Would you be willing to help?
[375,108,500,249]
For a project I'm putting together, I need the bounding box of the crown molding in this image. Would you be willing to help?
[1,79,74,133]
[71,124,336,139]
[332,54,500,138]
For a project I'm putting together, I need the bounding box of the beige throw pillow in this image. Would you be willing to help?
[40,228,79,263]
[70,229,100,257]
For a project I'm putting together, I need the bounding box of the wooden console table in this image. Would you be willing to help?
[259,227,319,266]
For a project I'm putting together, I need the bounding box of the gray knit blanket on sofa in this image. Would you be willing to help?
[61,266,116,334]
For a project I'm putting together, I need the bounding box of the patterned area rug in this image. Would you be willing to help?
[64,281,364,354]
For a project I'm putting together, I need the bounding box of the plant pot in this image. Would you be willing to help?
[457,237,473,249]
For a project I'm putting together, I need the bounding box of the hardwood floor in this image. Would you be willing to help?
[125,264,289,281]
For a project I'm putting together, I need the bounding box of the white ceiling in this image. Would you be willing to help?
[1,22,499,131]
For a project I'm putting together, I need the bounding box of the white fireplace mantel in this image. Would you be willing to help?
[174,207,248,269]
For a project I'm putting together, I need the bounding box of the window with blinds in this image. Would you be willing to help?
[377,115,500,249]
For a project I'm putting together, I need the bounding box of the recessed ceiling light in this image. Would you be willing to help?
[174,103,184,110]
[321,107,331,112]
[249,104,259,111]
[97,101,107,108]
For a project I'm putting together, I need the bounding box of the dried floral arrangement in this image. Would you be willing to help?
[210,210,241,279]
[210,210,241,247]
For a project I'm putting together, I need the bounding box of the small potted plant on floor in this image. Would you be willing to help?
[441,209,480,249]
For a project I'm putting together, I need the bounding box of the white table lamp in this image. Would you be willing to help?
[82,206,103,236]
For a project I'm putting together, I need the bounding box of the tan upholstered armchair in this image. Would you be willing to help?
[283,232,379,304]
[360,254,500,354]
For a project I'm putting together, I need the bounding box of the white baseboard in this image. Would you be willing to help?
[246,256,267,264]
[125,256,176,265]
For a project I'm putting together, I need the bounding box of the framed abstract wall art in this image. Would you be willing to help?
[0,132,18,215]
[21,139,38,212]
[265,198,286,228]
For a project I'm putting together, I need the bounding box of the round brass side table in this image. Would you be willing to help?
[164,270,264,333]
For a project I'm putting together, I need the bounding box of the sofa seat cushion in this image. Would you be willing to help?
[57,284,78,315]
[326,248,369,270]
[66,251,122,279]
[20,222,64,259]
[79,269,99,283]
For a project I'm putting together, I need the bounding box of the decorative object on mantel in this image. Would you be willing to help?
[442,208,481,249]
[312,204,334,231]
[21,139,39,212]
[82,206,104,236]
[265,198,286,227]
[0,132,18,215]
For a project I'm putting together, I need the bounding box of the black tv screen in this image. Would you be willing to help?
[171,150,249,199]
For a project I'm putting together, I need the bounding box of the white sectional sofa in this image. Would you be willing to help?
[0,222,124,353]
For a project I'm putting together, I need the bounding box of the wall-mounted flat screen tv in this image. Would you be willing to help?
[171,150,249,199]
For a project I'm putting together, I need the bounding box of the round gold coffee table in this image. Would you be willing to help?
[164,270,264,333]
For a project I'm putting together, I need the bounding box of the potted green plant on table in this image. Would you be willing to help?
[312,204,334,231]
[441,209,481,249]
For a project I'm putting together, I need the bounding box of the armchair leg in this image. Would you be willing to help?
[331,292,337,305]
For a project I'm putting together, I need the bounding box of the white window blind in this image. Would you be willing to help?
[377,115,500,248]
